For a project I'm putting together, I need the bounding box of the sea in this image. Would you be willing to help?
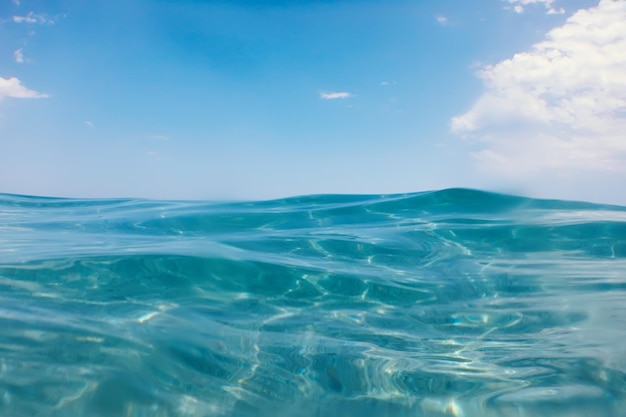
[1,188,625,417]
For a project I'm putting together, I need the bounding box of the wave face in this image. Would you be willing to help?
[1,188,626,417]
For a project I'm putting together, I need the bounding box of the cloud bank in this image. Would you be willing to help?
[0,76,48,100]
[452,0,626,181]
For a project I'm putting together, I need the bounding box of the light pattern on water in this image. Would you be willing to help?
[1,188,626,416]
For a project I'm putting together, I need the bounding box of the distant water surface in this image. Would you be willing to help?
[1,189,626,416]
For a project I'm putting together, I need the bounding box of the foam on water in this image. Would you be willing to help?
[1,188,626,416]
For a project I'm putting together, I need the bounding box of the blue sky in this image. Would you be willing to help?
[1,0,624,203]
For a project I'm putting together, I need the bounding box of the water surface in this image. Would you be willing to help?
[1,189,625,416]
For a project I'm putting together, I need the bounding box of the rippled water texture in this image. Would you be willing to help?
[1,189,626,416]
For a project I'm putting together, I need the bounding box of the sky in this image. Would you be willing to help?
[1,0,625,204]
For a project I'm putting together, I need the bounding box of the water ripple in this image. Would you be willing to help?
[1,189,626,416]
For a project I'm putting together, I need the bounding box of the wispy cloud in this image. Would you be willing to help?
[12,0,20,6]
[503,0,564,14]
[0,76,48,100]
[452,0,626,178]
[84,121,94,127]
[436,15,448,25]
[320,91,352,100]
[146,135,169,141]
[12,12,56,25]
[13,48,24,63]
[546,7,565,15]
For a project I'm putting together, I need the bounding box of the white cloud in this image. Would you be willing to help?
[0,76,48,100]
[436,15,448,25]
[503,0,565,14]
[84,121,94,127]
[452,0,626,180]
[12,12,55,25]
[547,7,566,15]
[320,91,352,100]
[12,0,20,5]
[13,48,24,63]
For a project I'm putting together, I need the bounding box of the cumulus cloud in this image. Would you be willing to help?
[452,0,626,179]
[320,91,352,100]
[0,76,48,100]
[503,0,565,14]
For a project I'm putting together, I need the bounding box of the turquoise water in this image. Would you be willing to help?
[1,188,626,417]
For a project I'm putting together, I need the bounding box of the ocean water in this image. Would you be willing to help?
[1,188,626,417]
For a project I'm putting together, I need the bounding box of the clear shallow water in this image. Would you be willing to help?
[1,188,626,417]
